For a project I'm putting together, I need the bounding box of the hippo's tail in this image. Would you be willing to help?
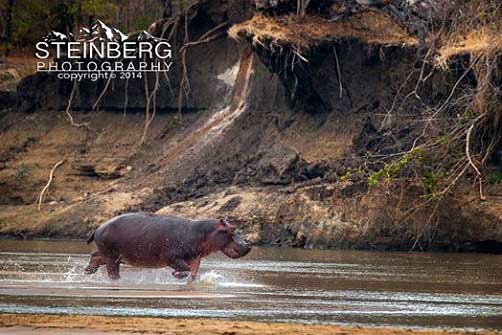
[86,231,95,244]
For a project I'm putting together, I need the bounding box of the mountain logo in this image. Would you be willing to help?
[35,20,173,81]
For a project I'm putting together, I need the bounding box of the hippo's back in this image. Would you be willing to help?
[95,213,191,242]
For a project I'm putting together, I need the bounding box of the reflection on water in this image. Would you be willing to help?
[1,240,502,329]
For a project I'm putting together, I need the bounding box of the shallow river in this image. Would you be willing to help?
[0,240,501,330]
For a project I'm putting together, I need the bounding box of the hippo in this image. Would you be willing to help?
[84,213,251,281]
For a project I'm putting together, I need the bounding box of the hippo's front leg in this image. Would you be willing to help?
[171,259,191,279]
[187,257,201,282]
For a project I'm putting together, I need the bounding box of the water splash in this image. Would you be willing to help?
[9,255,263,290]
[195,270,266,289]
[197,271,224,286]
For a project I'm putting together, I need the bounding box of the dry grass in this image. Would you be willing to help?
[229,12,416,52]
[437,29,502,67]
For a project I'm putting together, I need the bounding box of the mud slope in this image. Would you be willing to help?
[1,2,501,250]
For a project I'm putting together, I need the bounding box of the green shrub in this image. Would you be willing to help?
[487,171,502,185]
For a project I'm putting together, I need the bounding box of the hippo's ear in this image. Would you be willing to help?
[214,219,227,231]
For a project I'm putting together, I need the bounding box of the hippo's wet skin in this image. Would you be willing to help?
[84,213,251,281]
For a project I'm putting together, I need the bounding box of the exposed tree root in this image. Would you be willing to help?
[466,114,486,201]
[332,46,343,98]
[92,72,115,112]
[178,21,230,117]
[297,0,312,16]
[65,81,91,130]
[135,13,182,147]
[179,22,230,54]
[37,159,66,211]
[138,61,161,147]
[123,77,129,120]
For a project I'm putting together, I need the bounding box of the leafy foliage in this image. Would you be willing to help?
[0,0,163,48]
[367,149,422,187]
[487,171,502,185]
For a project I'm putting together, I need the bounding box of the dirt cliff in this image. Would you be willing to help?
[0,0,501,251]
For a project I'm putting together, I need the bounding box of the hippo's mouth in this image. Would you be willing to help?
[222,234,251,258]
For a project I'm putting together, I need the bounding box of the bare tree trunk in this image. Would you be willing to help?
[52,1,73,36]
[116,5,121,29]
[2,0,14,57]
[77,2,83,33]
[162,0,173,18]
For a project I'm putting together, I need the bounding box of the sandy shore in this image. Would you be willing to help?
[0,314,500,335]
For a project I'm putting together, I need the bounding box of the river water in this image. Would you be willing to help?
[0,240,501,330]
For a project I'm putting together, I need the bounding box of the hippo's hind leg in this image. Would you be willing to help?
[171,259,190,279]
[105,258,121,280]
[84,251,105,275]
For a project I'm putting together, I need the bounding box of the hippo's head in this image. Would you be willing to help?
[208,219,251,258]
